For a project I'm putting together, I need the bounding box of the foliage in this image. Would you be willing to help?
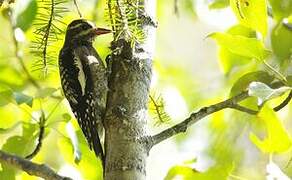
[0,0,291,179]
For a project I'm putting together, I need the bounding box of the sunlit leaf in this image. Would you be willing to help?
[230,71,274,96]
[66,122,82,164]
[58,128,103,180]
[268,0,292,20]
[16,0,37,31]
[209,32,270,61]
[0,122,21,134]
[208,0,229,9]
[216,25,256,74]
[0,123,37,179]
[249,105,292,153]
[0,90,13,106]
[165,164,232,180]
[230,0,268,37]
[248,82,291,105]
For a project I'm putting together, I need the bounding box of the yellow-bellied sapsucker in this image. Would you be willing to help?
[59,19,110,160]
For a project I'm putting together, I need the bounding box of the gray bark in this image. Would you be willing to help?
[103,0,156,179]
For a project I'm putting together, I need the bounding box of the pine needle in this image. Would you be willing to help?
[31,0,68,76]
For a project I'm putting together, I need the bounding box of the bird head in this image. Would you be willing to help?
[64,19,111,45]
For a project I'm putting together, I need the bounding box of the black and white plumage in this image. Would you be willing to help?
[59,19,110,160]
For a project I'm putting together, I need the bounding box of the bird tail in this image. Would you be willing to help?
[74,97,104,162]
[89,117,104,161]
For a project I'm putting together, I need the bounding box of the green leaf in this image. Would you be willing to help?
[268,0,292,20]
[165,164,232,180]
[218,47,250,74]
[209,32,270,61]
[0,123,37,179]
[230,0,268,37]
[271,16,292,64]
[248,81,292,105]
[217,25,256,74]
[13,92,33,107]
[66,123,82,164]
[16,0,37,32]
[35,87,57,98]
[227,24,256,37]
[0,122,21,134]
[249,105,292,153]
[58,128,103,179]
[0,90,13,106]
[230,71,274,96]
[208,0,229,9]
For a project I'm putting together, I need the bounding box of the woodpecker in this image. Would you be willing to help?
[59,19,111,160]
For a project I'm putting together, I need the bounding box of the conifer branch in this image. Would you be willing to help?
[149,94,171,125]
[31,0,68,76]
[105,0,145,43]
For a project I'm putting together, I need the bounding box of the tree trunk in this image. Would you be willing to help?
[103,0,156,180]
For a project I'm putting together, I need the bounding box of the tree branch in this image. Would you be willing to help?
[150,91,252,147]
[0,150,71,180]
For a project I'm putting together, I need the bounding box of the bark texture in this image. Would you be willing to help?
[104,0,156,179]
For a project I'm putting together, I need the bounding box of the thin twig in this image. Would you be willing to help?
[25,111,46,159]
[274,90,292,111]
[73,0,82,18]
[107,0,116,35]
[25,99,62,159]
[92,0,99,22]
[7,8,40,89]
[230,104,258,115]
[0,150,72,180]
[150,92,252,147]
[174,0,179,17]
[42,0,55,76]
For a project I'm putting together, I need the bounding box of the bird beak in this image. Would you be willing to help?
[94,27,111,35]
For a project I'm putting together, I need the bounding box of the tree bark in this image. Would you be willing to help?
[103,0,156,179]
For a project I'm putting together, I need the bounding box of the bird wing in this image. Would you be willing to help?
[72,46,104,159]
[59,48,83,104]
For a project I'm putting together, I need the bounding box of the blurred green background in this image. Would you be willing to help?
[0,0,292,179]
